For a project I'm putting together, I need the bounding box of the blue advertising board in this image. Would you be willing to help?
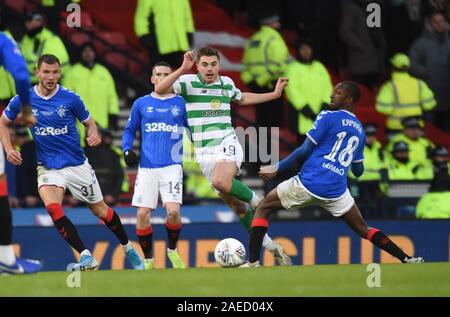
[12,220,450,271]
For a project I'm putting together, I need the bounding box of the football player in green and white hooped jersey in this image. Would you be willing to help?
[156,47,292,265]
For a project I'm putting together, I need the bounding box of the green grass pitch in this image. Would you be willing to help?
[1,263,449,296]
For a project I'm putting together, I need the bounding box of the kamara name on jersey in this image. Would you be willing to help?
[341,119,362,134]
[34,125,69,136]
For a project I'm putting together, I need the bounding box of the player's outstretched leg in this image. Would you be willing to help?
[220,192,292,266]
[341,204,424,263]
[0,196,43,274]
[136,207,154,270]
[165,203,185,269]
[243,188,292,267]
[90,201,144,270]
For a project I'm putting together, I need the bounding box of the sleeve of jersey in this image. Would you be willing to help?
[173,78,183,96]
[229,78,242,101]
[72,95,90,122]
[1,37,31,105]
[122,102,141,152]
[353,134,365,163]
[306,111,327,145]
[3,95,22,121]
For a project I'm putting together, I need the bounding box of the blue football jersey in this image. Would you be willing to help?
[299,110,365,198]
[4,85,90,169]
[122,93,187,168]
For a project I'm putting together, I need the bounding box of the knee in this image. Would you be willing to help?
[89,201,108,219]
[166,208,180,223]
[137,208,151,222]
[230,201,248,217]
[357,226,370,239]
[211,177,231,193]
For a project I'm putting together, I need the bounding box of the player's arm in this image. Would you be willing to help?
[259,138,315,181]
[83,117,101,147]
[351,162,364,177]
[1,36,35,126]
[155,50,195,95]
[0,115,22,165]
[122,102,141,167]
[236,78,289,106]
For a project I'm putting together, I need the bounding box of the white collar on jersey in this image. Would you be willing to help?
[34,84,60,100]
[150,92,176,100]
[339,110,356,117]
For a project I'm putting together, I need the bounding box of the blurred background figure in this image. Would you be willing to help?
[409,12,450,132]
[284,40,332,140]
[134,0,195,69]
[386,116,435,166]
[63,43,119,146]
[14,126,39,208]
[241,11,290,128]
[20,11,70,83]
[416,145,450,219]
[340,0,387,90]
[349,124,385,217]
[376,53,436,137]
[85,129,126,206]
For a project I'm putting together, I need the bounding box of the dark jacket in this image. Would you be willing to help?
[409,29,450,111]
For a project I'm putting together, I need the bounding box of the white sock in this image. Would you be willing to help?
[167,248,177,253]
[0,245,16,265]
[122,241,132,252]
[250,192,262,210]
[262,234,277,251]
[80,249,92,257]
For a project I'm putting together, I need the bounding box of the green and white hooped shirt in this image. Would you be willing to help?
[173,74,242,151]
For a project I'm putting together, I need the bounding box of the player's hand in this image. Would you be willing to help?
[124,150,139,167]
[180,50,196,73]
[259,165,278,181]
[17,104,36,127]
[86,131,101,147]
[7,149,22,165]
[274,78,289,97]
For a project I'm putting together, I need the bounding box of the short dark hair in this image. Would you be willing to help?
[340,81,361,103]
[196,47,220,62]
[152,61,172,74]
[37,54,60,68]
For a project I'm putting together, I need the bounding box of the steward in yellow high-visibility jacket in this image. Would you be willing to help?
[63,43,119,146]
[386,117,434,166]
[284,42,332,136]
[349,124,385,181]
[20,13,70,83]
[241,15,290,90]
[376,53,436,132]
[0,30,16,102]
[134,0,194,67]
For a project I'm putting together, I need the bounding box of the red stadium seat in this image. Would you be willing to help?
[94,31,128,54]
[68,32,91,46]
[128,51,149,76]
[4,0,32,13]
[104,52,127,71]
[358,84,375,108]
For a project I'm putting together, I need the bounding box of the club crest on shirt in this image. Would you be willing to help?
[171,105,181,117]
[210,99,221,110]
[57,106,67,118]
